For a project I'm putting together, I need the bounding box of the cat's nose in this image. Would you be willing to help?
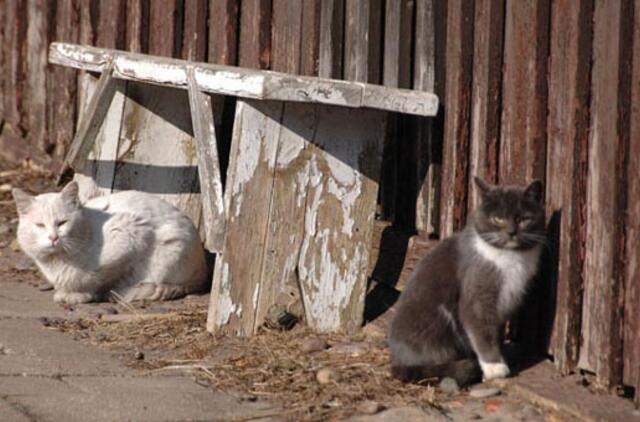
[48,234,59,243]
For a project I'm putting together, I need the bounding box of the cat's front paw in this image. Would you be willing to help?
[479,360,510,380]
[53,291,94,304]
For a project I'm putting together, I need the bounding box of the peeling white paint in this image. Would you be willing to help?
[115,56,187,85]
[197,68,265,98]
[216,263,238,327]
[252,282,260,312]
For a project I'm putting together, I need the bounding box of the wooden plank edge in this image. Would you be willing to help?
[49,42,439,116]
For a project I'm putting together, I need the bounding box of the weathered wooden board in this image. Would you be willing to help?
[48,0,79,162]
[344,0,382,83]
[149,0,181,58]
[578,0,631,388]
[467,0,503,211]
[300,0,321,77]
[186,70,225,253]
[208,0,238,65]
[625,0,640,398]
[414,0,445,236]
[207,100,284,336]
[182,0,206,62]
[297,106,385,332]
[318,0,344,79]
[0,0,4,121]
[499,0,549,185]
[239,0,271,70]
[546,0,592,375]
[25,0,49,156]
[125,0,149,53]
[439,0,474,237]
[271,0,303,74]
[96,0,125,49]
[207,100,385,335]
[49,43,439,116]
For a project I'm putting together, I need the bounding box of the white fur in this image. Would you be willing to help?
[472,232,541,317]
[14,183,207,304]
[479,359,510,380]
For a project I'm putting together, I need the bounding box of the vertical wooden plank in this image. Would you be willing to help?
[3,0,28,144]
[0,0,5,123]
[381,0,413,224]
[414,0,446,235]
[182,0,207,62]
[546,0,592,375]
[207,0,238,65]
[467,0,504,210]
[318,0,344,78]
[625,0,640,400]
[207,100,284,336]
[48,0,80,161]
[187,70,225,252]
[439,0,474,237]
[271,0,303,74]
[300,0,321,77]
[238,0,271,69]
[344,0,382,83]
[25,0,49,156]
[126,0,149,53]
[579,0,631,388]
[499,0,549,185]
[96,0,125,49]
[297,106,386,332]
[149,0,182,58]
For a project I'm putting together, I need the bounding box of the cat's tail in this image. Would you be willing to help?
[391,358,482,386]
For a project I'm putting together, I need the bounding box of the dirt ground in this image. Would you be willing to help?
[0,157,582,421]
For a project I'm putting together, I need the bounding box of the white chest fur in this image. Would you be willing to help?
[472,233,541,316]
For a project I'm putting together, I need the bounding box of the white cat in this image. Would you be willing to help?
[12,181,208,304]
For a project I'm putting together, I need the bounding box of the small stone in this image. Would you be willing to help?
[631,410,640,417]
[469,387,501,399]
[10,239,21,251]
[0,183,12,192]
[357,400,385,415]
[134,351,145,360]
[316,368,336,384]
[438,377,460,394]
[300,337,329,353]
[330,342,368,357]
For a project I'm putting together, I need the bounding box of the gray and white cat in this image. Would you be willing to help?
[389,177,545,385]
[12,181,208,304]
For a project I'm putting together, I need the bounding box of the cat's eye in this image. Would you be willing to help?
[519,218,532,227]
[57,220,68,227]
[35,223,45,228]
[491,216,507,226]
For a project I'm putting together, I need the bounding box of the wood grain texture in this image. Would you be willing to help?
[300,0,321,76]
[0,0,5,121]
[49,43,439,116]
[96,0,125,49]
[439,0,474,237]
[149,0,181,58]
[48,0,80,161]
[238,0,271,69]
[499,0,549,185]
[271,0,303,74]
[344,0,382,83]
[3,0,28,140]
[25,0,50,155]
[208,0,238,65]
[125,0,149,53]
[578,0,631,388]
[182,0,206,61]
[546,0,592,375]
[318,0,344,78]
[187,69,225,252]
[468,0,504,210]
[625,0,640,396]
[207,100,284,336]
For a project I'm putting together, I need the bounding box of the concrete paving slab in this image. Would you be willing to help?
[1,375,272,422]
[0,396,31,422]
[0,281,69,319]
[0,318,126,376]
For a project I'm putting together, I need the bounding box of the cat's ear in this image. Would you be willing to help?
[474,176,493,197]
[12,188,34,215]
[524,179,544,203]
[61,181,80,208]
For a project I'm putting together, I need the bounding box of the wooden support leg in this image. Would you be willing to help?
[187,68,226,253]
[207,100,386,336]
[59,58,117,181]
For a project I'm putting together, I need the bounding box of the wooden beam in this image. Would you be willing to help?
[186,68,226,253]
[49,43,439,116]
[61,59,116,173]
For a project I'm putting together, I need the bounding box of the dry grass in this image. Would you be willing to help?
[49,306,443,421]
